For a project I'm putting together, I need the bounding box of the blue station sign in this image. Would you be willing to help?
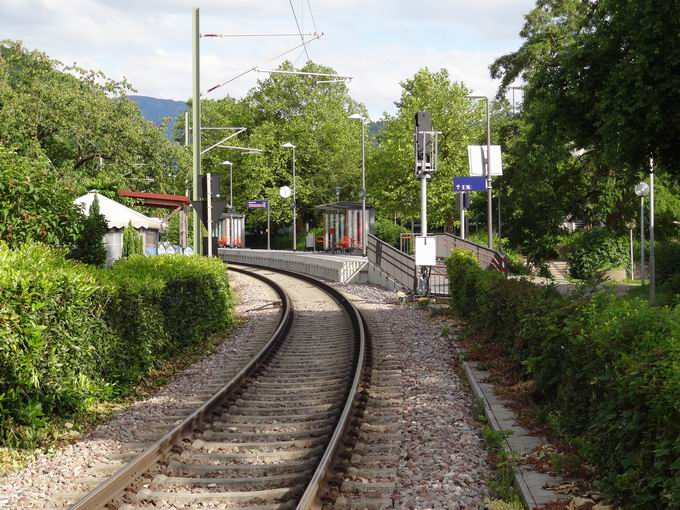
[246,199,269,209]
[453,176,487,192]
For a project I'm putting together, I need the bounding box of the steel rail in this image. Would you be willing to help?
[228,263,367,510]
[69,266,292,510]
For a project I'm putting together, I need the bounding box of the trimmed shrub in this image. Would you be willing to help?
[655,241,680,284]
[121,221,143,258]
[70,194,107,266]
[566,228,628,279]
[446,252,680,507]
[374,219,410,249]
[0,244,233,446]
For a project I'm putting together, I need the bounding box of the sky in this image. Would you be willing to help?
[1,0,535,118]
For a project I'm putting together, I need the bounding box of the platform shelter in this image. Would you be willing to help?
[316,202,375,253]
[216,212,245,248]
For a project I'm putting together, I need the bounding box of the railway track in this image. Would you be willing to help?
[68,264,366,510]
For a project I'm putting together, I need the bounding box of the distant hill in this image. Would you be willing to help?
[129,95,187,138]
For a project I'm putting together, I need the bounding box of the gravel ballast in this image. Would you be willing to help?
[332,282,490,509]
[0,270,281,510]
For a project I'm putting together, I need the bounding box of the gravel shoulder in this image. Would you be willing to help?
[0,270,280,510]
[332,282,490,509]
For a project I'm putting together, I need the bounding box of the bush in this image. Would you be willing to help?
[566,228,628,279]
[655,241,680,284]
[446,252,680,507]
[0,145,82,249]
[0,244,233,446]
[69,194,107,266]
[374,218,410,248]
[121,221,143,258]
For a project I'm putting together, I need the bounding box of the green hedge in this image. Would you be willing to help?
[374,219,410,248]
[446,249,680,507]
[0,244,233,446]
[566,228,628,279]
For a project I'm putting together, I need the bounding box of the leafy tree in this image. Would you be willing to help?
[179,61,369,237]
[488,0,680,259]
[368,68,484,230]
[70,194,107,266]
[0,144,82,248]
[0,40,190,197]
[122,221,143,258]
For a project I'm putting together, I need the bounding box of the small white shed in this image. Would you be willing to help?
[75,192,162,266]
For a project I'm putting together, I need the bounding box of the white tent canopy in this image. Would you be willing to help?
[74,192,161,230]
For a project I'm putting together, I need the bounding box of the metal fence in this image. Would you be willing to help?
[433,233,507,272]
[367,234,417,291]
[368,233,507,297]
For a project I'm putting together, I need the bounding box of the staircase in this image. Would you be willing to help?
[548,261,569,280]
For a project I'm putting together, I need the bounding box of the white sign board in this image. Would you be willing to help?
[467,145,503,176]
[415,236,437,267]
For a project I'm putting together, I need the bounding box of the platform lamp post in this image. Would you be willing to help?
[221,160,233,210]
[467,94,493,250]
[282,143,297,251]
[348,113,368,257]
[635,181,650,284]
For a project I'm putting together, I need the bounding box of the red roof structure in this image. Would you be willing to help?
[118,190,190,209]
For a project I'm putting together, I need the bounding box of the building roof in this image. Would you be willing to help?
[315,201,375,212]
[118,190,190,208]
[75,192,162,230]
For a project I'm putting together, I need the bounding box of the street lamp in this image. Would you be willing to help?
[348,113,368,257]
[282,143,297,251]
[468,94,493,250]
[634,181,649,284]
[221,160,233,210]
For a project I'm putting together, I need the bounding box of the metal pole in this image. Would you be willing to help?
[229,164,233,210]
[184,111,190,147]
[421,132,427,237]
[630,228,634,280]
[361,119,367,257]
[267,202,271,250]
[207,172,212,257]
[460,207,465,239]
[485,98,493,250]
[640,196,645,283]
[292,146,296,251]
[191,8,201,254]
[649,159,655,304]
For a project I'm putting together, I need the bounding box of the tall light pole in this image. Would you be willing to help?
[649,158,656,305]
[349,113,367,257]
[468,95,493,250]
[221,160,233,210]
[282,143,297,251]
[191,8,201,254]
[635,181,650,284]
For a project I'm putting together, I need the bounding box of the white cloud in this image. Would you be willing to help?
[1,0,534,117]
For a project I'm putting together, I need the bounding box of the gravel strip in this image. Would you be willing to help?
[0,270,280,510]
[332,282,490,509]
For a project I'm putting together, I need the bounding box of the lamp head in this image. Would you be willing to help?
[221,160,233,166]
[282,142,296,149]
[348,113,366,122]
[635,182,650,197]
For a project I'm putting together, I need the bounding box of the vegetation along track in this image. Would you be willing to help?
[69,264,366,510]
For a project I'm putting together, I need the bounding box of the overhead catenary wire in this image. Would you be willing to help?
[205,32,323,94]
[202,32,319,38]
[306,0,319,33]
[288,0,310,62]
